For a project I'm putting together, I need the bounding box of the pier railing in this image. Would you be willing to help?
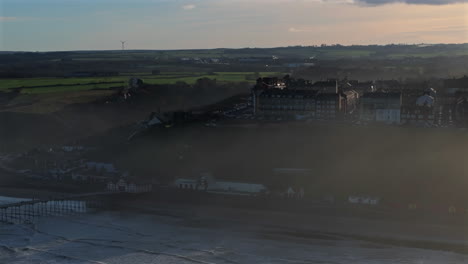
[0,192,111,224]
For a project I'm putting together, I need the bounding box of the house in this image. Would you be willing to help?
[116,179,127,191]
[348,196,361,204]
[315,92,346,120]
[107,181,117,191]
[174,178,199,190]
[285,186,305,199]
[128,183,137,193]
[71,171,114,182]
[359,92,402,124]
[252,77,353,120]
[311,80,338,93]
[255,88,318,119]
[107,178,152,193]
[174,177,268,196]
[344,80,374,95]
[64,160,122,183]
[286,187,295,198]
[435,77,468,125]
[209,181,267,195]
[255,89,353,120]
[401,92,435,126]
[348,195,380,205]
[61,146,85,152]
[343,90,360,114]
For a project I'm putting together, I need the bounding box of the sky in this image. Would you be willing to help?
[0,0,467,51]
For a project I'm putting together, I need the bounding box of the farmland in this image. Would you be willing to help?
[11,44,465,61]
[0,71,282,114]
[1,44,467,150]
[0,72,283,94]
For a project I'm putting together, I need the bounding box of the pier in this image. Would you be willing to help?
[0,192,115,224]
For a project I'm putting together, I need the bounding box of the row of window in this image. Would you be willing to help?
[260,99,316,103]
[259,99,337,105]
[262,95,314,99]
[258,111,316,116]
[260,105,315,111]
[260,104,337,110]
[401,115,435,119]
[401,110,434,114]
[258,112,337,118]
[317,101,337,105]
[317,105,337,109]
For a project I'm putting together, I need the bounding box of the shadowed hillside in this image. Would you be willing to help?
[99,122,468,204]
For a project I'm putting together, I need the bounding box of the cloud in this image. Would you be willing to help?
[0,17,18,22]
[288,27,314,32]
[353,0,467,5]
[182,4,196,10]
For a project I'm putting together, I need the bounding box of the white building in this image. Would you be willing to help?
[107,179,152,193]
[348,195,380,205]
[360,92,402,124]
[375,109,401,124]
[208,181,267,195]
[174,177,267,196]
[174,178,198,190]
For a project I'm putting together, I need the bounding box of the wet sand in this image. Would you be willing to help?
[2,207,468,264]
[1,188,468,263]
[124,200,468,253]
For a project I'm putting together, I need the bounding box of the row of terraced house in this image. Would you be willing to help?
[253,77,359,120]
[252,76,468,127]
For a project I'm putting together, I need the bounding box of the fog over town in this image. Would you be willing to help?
[1,0,468,263]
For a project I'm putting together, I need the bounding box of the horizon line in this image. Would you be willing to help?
[1,42,468,53]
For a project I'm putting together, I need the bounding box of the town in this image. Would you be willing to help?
[126,74,468,128]
[2,73,468,217]
[3,0,468,262]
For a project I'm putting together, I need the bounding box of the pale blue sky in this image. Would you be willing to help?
[1,0,467,51]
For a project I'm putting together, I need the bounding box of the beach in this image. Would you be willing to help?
[1,200,468,264]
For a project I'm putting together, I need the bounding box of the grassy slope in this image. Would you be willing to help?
[0,71,282,114]
[0,72,283,94]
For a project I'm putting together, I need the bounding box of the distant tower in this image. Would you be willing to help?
[120,41,126,51]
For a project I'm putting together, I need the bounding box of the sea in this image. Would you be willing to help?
[1,209,467,264]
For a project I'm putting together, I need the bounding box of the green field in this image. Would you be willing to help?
[0,77,124,90]
[0,72,284,94]
[388,49,468,59]
[57,45,468,60]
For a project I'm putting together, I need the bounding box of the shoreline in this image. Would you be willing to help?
[2,185,468,256]
[118,197,468,254]
[4,210,467,264]
[1,194,468,263]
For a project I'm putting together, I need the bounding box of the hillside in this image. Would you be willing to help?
[99,122,468,205]
[0,81,250,152]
